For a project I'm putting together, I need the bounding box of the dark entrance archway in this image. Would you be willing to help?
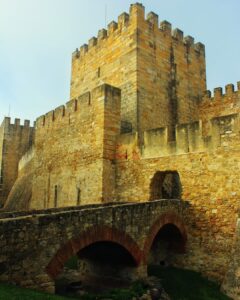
[143,212,187,267]
[148,223,186,266]
[55,241,139,295]
[77,241,138,284]
[149,171,182,200]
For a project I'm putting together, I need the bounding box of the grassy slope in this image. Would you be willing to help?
[0,266,231,300]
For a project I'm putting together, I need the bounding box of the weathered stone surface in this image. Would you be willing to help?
[30,84,121,208]
[222,218,240,299]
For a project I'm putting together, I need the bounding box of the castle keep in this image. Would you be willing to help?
[0,3,240,299]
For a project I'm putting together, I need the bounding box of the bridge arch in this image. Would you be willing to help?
[46,225,143,279]
[143,212,187,264]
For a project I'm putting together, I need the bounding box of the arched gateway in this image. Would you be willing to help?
[150,171,182,200]
[143,212,187,265]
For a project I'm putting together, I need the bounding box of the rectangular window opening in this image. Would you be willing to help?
[54,185,58,208]
[77,188,81,205]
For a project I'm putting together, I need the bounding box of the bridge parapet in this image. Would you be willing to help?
[0,201,130,219]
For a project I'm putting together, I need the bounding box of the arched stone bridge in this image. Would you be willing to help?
[0,200,192,293]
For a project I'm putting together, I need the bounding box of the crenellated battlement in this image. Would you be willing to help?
[116,113,240,160]
[35,84,121,133]
[1,117,32,130]
[71,10,130,59]
[72,3,205,61]
[199,82,240,123]
[202,82,240,102]
[158,20,205,55]
[36,91,91,128]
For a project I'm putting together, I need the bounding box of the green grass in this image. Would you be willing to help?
[0,266,231,300]
[148,265,231,300]
[77,281,145,300]
[0,282,78,300]
[0,281,144,300]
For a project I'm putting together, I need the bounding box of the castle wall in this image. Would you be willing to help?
[199,82,240,135]
[136,7,206,137]
[115,116,240,282]
[31,84,121,209]
[117,112,239,159]
[0,118,34,207]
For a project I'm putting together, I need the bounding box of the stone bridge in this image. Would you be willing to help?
[0,200,192,293]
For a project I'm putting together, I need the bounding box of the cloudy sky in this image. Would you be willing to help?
[0,0,239,124]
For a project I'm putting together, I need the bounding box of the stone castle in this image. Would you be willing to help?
[0,3,240,299]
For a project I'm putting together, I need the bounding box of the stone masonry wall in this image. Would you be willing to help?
[136,6,206,137]
[222,217,240,300]
[31,84,121,209]
[115,130,240,282]
[0,118,34,207]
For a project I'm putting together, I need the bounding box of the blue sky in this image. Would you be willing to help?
[0,0,239,124]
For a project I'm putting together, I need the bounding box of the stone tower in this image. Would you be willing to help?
[71,3,206,140]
